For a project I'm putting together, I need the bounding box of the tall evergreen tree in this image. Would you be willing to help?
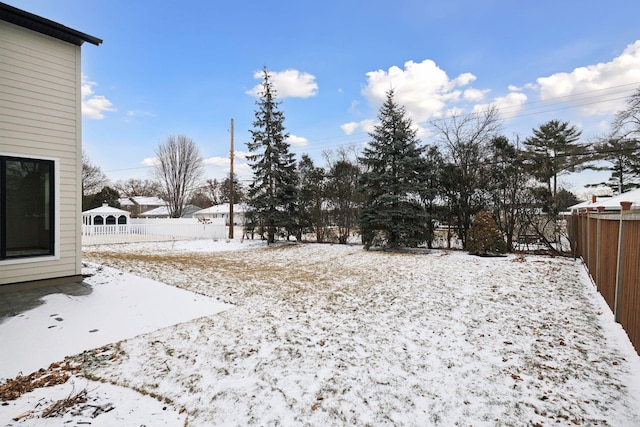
[359,89,431,249]
[587,137,640,193]
[246,67,298,244]
[83,186,120,211]
[221,173,246,204]
[523,120,584,199]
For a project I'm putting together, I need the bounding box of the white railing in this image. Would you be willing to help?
[82,218,226,245]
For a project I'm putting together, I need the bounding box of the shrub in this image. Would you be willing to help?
[466,210,507,255]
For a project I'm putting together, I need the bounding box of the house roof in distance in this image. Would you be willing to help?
[140,205,202,218]
[592,188,640,210]
[193,203,248,215]
[118,196,167,207]
[131,196,166,206]
[0,2,102,46]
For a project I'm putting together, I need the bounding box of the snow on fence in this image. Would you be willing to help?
[567,203,640,355]
[82,217,226,245]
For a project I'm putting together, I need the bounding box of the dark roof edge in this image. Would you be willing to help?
[0,2,102,46]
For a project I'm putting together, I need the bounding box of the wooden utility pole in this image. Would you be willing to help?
[229,118,234,239]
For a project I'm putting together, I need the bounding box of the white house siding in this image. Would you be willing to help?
[0,20,82,285]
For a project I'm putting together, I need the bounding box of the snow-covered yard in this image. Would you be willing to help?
[2,240,640,426]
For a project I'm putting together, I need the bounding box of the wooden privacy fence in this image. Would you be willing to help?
[566,202,640,355]
[82,217,226,245]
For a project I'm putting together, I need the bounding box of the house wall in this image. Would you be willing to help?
[0,20,82,285]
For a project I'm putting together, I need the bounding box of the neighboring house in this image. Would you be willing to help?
[116,197,136,212]
[0,3,101,286]
[139,204,202,219]
[567,195,613,214]
[117,196,166,217]
[193,203,247,226]
[590,188,640,211]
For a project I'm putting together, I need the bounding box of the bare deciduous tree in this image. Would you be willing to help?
[113,178,162,197]
[154,135,204,218]
[82,150,107,198]
[430,105,501,247]
[612,87,640,140]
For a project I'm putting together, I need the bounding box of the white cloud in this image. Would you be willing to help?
[126,110,156,119]
[234,151,248,160]
[454,72,476,86]
[535,40,640,116]
[472,91,528,120]
[359,120,376,134]
[203,156,229,167]
[463,88,489,102]
[141,157,159,167]
[286,134,308,147]
[340,119,376,136]
[199,156,252,183]
[81,74,116,119]
[341,122,360,135]
[203,150,247,167]
[233,162,253,180]
[361,59,477,123]
[247,69,318,98]
[348,100,361,115]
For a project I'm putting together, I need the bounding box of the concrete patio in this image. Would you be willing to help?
[0,281,92,323]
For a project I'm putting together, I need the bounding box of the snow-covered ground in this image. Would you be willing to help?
[0,265,230,380]
[2,239,640,426]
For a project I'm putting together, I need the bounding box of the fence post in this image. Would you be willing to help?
[595,206,605,290]
[583,208,588,260]
[570,212,576,259]
[614,201,633,323]
[586,207,592,273]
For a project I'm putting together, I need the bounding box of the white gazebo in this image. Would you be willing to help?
[82,203,131,234]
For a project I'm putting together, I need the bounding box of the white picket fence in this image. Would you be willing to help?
[82,218,226,245]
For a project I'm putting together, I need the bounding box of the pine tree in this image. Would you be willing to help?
[587,137,640,193]
[524,120,584,199]
[466,210,506,255]
[246,67,298,244]
[359,89,432,249]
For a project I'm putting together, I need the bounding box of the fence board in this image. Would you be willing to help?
[619,220,640,355]
[598,219,619,312]
[82,218,226,245]
[587,216,598,276]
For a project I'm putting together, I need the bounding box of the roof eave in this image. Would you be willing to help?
[0,2,102,46]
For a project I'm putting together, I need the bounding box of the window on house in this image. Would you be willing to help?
[0,156,55,259]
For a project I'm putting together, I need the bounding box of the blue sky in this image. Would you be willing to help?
[8,0,640,195]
